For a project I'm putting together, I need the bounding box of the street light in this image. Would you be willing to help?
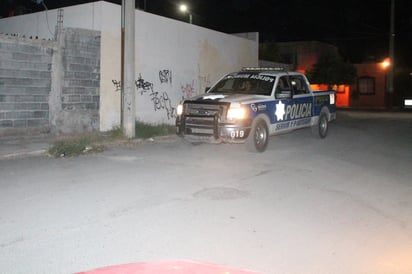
[381,58,390,69]
[179,4,192,24]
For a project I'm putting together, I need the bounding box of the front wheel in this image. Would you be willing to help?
[246,119,269,152]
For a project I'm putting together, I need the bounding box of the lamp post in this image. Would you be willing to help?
[381,57,391,107]
[179,4,192,24]
[388,0,395,108]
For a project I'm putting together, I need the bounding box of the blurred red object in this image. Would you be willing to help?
[77,260,261,274]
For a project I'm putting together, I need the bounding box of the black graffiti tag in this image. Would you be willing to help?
[135,74,176,120]
[150,91,176,120]
[112,80,122,92]
[159,70,172,84]
[135,74,154,95]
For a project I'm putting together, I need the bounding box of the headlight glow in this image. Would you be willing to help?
[227,106,246,120]
[176,104,183,115]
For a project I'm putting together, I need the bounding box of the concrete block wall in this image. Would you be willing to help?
[0,2,258,132]
[62,28,100,111]
[0,35,54,136]
[53,28,100,134]
[0,28,101,137]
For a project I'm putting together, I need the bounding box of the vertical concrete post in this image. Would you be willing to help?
[122,0,135,138]
[49,27,64,134]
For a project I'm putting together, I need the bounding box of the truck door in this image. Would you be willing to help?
[288,75,313,128]
[273,75,312,132]
[272,76,293,132]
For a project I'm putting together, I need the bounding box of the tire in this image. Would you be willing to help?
[312,112,328,138]
[246,118,269,152]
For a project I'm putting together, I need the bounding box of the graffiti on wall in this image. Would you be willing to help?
[134,74,154,95]
[159,69,172,85]
[112,72,177,120]
[135,74,176,120]
[180,80,195,99]
[198,64,212,93]
[111,69,206,121]
[112,80,122,92]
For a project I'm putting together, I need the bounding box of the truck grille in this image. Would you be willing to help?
[182,102,229,138]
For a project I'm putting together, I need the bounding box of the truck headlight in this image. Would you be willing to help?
[227,106,246,120]
[176,104,183,115]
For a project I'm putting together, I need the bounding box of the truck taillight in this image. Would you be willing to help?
[330,94,335,105]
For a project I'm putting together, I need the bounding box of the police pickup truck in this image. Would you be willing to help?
[176,68,336,152]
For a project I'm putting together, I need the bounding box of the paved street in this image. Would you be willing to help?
[1,111,412,274]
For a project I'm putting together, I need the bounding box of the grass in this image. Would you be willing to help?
[135,121,176,139]
[48,121,175,157]
[48,134,106,158]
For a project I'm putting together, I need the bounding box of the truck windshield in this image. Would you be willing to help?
[208,74,276,96]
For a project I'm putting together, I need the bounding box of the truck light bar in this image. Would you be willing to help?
[241,67,286,71]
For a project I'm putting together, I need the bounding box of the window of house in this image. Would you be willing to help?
[358,76,375,95]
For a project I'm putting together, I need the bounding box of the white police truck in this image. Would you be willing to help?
[176,68,336,152]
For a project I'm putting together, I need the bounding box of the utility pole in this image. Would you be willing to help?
[122,0,135,138]
[388,0,395,108]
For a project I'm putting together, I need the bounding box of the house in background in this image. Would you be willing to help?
[350,62,388,109]
[269,41,388,109]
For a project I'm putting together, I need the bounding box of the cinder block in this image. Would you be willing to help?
[14,103,42,110]
[33,111,48,118]
[15,95,35,102]
[62,87,86,95]
[67,94,80,103]
[14,111,33,119]
[27,119,48,127]
[68,64,92,72]
[0,95,16,102]
[0,103,14,110]
[0,87,22,95]
[41,103,49,110]
[33,95,47,102]
[12,52,43,62]
[0,120,13,128]
[81,95,92,102]
[85,103,98,110]
[24,87,51,95]
[13,120,27,128]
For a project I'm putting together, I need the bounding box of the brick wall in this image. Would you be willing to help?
[0,36,53,136]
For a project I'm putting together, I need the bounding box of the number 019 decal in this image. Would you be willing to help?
[230,130,245,139]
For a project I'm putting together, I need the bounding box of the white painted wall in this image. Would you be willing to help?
[0,1,258,130]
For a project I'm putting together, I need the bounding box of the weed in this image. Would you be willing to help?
[48,134,105,158]
[48,122,174,157]
[135,121,175,139]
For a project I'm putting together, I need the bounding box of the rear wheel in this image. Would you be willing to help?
[312,112,328,138]
[246,118,269,152]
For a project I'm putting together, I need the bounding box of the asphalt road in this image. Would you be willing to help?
[1,111,412,274]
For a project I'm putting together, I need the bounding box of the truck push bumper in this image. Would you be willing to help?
[176,115,251,144]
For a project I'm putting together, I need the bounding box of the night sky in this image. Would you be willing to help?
[1,0,411,66]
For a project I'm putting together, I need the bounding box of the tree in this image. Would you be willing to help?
[259,43,281,62]
[306,51,357,88]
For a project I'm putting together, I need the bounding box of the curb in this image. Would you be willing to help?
[0,149,48,160]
